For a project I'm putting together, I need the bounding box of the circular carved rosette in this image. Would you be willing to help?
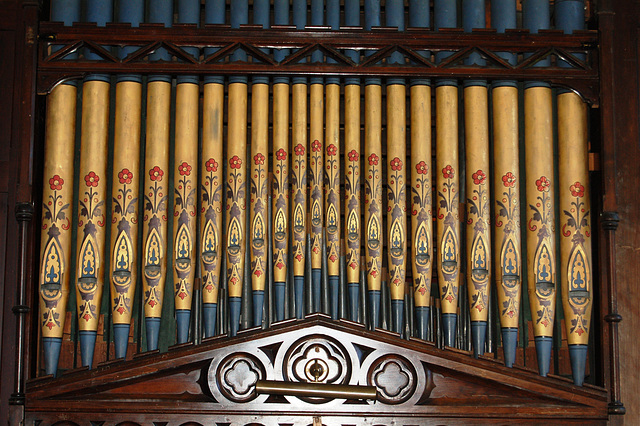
[283,336,351,403]
[216,353,265,403]
[367,355,417,405]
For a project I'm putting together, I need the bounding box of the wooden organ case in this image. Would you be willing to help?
[10,0,626,424]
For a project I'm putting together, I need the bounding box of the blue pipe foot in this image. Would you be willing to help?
[415,307,430,341]
[442,313,457,348]
[368,290,381,329]
[569,344,588,386]
[229,297,241,336]
[391,300,404,334]
[294,276,304,319]
[145,317,161,351]
[203,303,217,338]
[79,330,97,368]
[501,328,518,368]
[176,309,191,344]
[535,336,553,377]
[274,282,285,322]
[348,283,359,322]
[42,337,62,376]
[471,321,487,358]
[113,323,130,359]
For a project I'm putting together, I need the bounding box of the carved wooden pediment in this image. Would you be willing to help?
[25,315,608,425]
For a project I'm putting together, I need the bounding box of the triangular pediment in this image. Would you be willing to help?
[26,316,608,424]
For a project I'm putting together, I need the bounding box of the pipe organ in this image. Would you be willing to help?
[24,0,619,424]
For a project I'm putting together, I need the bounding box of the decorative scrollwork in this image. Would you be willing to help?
[368,355,416,405]
[216,353,264,403]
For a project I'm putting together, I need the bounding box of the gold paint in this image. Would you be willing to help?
[40,83,77,338]
[386,84,406,302]
[525,86,556,337]
[345,83,361,285]
[492,85,521,330]
[410,84,432,308]
[325,83,341,277]
[558,91,592,345]
[436,85,459,315]
[464,85,491,322]
[364,84,382,292]
[110,80,141,326]
[292,83,307,277]
[227,82,248,299]
[143,80,171,318]
[201,82,224,305]
[310,83,324,270]
[173,82,199,311]
[272,82,289,284]
[76,80,109,332]
[251,83,269,292]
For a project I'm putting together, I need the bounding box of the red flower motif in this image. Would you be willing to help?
[442,165,454,179]
[329,254,338,263]
[576,327,585,336]
[46,322,54,330]
[178,291,187,300]
[84,171,99,187]
[117,306,125,315]
[49,175,64,191]
[502,172,516,188]
[536,176,550,192]
[415,161,428,175]
[570,181,585,198]
[294,143,305,156]
[276,148,287,161]
[205,158,218,172]
[276,261,284,270]
[118,169,133,185]
[295,253,303,262]
[254,153,265,165]
[178,162,192,176]
[445,294,454,303]
[149,166,164,182]
[418,286,427,296]
[506,310,515,318]
[313,247,319,254]
[472,169,486,185]
[348,150,359,162]
[229,155,242,169]
[148,300,157,308]
[312,139,322,152]
[349,261,357,269]
[368,153,379,166]
[371,270,378,278]
[390,157,403,171]
[254,269,263,277]
[327,144,337,157]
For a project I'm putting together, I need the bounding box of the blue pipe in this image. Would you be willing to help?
[386,0,404,68]
[204,0,225,85]
[409,0,430,86]
[556,0,585,71]
[113,323,130,358]
[148,0,173,73]
[434,0,458,87]
[491,0,517,88]
[391,300,403,334]
[118,0,144,66]
[325,0,341,84]
[273,0,290,83]
[203,303,217,337]
[364,0,380,85]
[145,317,161,350]
[462,0,486,74]
[230,0,248,77]
[43,337,62,376]
[523,1,550,100]
[292,0,307,86]
[415,306,430,340]
[51,0,80,25]
[177,0,200,85]
[344,0,360,84]
[502,327,518,367]
[79,330,97,368]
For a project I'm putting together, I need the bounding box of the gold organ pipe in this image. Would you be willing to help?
[492,85,522,367]
[201,81,225,337]
[227,82,248,335]
[386,83,407,334]
[410,83,432,340]
[464,85,491,357]
[435,84,460,347]
[292,82,308,318]
[110,80,142,359]
[364,83,383,328]
[272,82,289,321]
[558,91,592,385]
[309,82,324,310]
[250,82,269,324]
[325,82,341,319]
[524,86,556,376]
[39,83,77,375]
[344,82,361,322]
[142,80,171,350]
[173,81,199,343]
[75,79,110,367]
